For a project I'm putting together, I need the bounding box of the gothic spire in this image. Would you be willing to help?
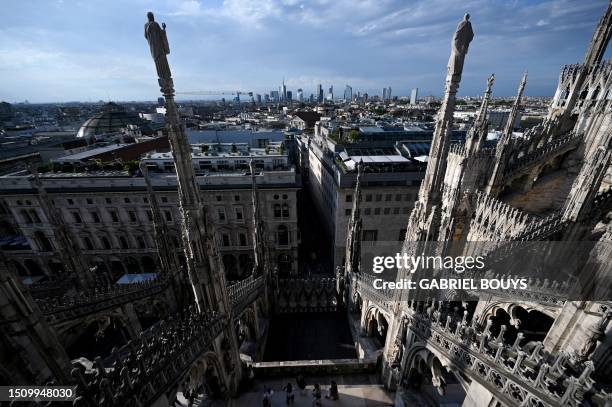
[486,72,527,195]
[465,74,495,155]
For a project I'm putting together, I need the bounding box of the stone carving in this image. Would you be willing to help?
[144,12,171,82]
[575,310,612,363]
[448,14,474,79]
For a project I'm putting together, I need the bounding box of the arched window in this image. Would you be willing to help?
[82,236,94,250]
[119,236,129,250]
[34,231,53,251]
[21,210,33,224]
[277,225,289,246]
[281,203,289,218]
[101,236,112,250]
[136,236,146,249]
[29,210,41,223]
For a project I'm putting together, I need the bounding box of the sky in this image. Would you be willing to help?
[0,0,610,103]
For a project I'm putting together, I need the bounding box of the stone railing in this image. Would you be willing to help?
[26,278,75,299]
[353,273,394,310]
[405,301,607,407]
[228,274,265,316]
[71,309,224,407]
[501,131,582,183]
[253,357,377,377]
[35,276,170,324]
[276,277,338,313]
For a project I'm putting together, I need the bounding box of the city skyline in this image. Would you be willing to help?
[1,0,611,103]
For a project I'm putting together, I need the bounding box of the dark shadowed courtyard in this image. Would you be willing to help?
[263,312,357,361]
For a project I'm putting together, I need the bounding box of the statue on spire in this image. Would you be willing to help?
[144,12,172,87]
[448,13,474,79]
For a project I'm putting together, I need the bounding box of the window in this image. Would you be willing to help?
[100,237,111,250]
[364,208,371,215]
[143,197,149,203]
[218,208,226,222]
[216,195,223,202]
[345,209,352,216]
[87,198,94,205]
[239,233,247,246]
[235,207,243,221]
[365,194,372,202]
[119,237,129,249]
[346,194,352,202]
[403,207,410,214]
[72,212,82,223]
[67,198,74,205]
[385,194,392,201]
[277,225,289,246]
[362,230,378,241]
[137,236,146,249]
[105,198,112,204]
[222,234,230,247]
[393,207,400,215]
[282,203,290,218]
[398,229,407,242]
[384,207,390,215]
[161,196,168,203]
[83,237,94,250]
[91,212,101,223]
[128,211,137,222]
[109,210,119,223]
[404,194,412,201]
[35,231,53,251]
[124,198,130,203]
[375,194,382,202]
[29,210,41,223]
[21,209,33,224]
[282,194,288,200]
[274,194,279,200]
[164,211,172,222]
[234,195,240,202]
[274,204,282,218]
[395,194,402,202]
[374,208,381,215]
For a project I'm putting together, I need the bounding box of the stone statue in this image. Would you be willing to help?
[575,310,611,362]
[448,13,474,78]
[144,12,172,82]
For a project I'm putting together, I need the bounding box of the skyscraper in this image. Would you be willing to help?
[344,85,352,102]
[256,94,262,104]
[286,90,292,102]
[317,84,324,103]
[281,80,287,102]
[328,85,334,101]
[410,88,418,105]
[297,88,304,102]
[270,90,280,102]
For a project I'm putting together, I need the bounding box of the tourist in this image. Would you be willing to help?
[312,383,322,406]
[284,382,295,404]
[296,375,307,395]
[325,381,339,400]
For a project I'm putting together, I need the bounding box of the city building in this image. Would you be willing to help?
[344,85,352,102]
[289,111,322,131]
[410,88,418,105]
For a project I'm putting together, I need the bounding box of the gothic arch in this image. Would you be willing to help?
[182,351,226,400]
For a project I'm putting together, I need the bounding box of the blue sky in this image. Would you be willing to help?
[0,0,610,103]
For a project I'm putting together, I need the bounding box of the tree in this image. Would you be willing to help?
[347,129,360,143]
